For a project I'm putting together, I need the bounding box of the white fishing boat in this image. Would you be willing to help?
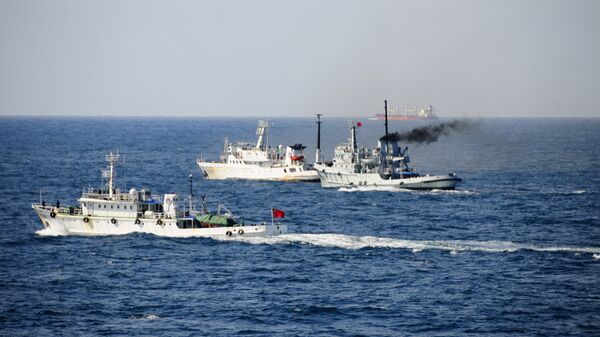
[314,101,461,190]
[197,120,319,182]
[32,153,287,237]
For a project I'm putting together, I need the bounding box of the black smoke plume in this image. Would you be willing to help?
[380,120,472,144]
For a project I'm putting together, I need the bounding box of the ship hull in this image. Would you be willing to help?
[197,160,319,182]
[315,169,461,190]
[33,206,287,238]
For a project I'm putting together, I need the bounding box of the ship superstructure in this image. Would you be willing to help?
[197,120,319,181]
[32,152,286,237]
[315,101,461,190]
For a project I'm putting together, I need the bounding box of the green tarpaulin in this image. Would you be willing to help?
[195,213,236,226]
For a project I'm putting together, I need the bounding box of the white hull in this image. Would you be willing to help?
[33,207,286,238]
[197,160,319,182]
[315,168,461,190]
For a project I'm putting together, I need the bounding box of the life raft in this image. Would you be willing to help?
[291,155,304,161]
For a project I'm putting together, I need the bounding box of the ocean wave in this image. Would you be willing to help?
[228,233,600,255]
[129,313,160,320]
[543,189,587,196]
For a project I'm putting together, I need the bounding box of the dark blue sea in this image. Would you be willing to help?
[1,117,599,336]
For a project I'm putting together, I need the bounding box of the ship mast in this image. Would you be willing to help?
[384,100,389,139]
[188,173,194,212]
[256,120,269,150]
[315,114,323,163]
[350,121,358,164]
[382,100,391,173]
[105,152,120,199]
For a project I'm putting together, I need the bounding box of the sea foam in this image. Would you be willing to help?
[228,233,600,255]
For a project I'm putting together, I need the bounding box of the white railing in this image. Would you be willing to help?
[80,192,137,201]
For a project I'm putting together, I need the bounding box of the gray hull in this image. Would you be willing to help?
[317,171,461,190]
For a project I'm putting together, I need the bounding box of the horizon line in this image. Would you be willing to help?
[1,114,598,119]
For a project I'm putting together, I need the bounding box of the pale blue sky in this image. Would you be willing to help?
[1,0,599,117]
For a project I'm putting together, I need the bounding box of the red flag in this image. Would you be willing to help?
[272,208,285,218]
[356,122,362,127]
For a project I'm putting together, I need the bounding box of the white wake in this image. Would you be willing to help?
[229,233,600,255]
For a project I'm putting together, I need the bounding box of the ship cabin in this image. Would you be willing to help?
[378,140,418,178]
[225,141,275,165]
[78,188,171,219]
[223,141,308,168]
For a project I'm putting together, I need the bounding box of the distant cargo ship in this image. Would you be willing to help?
[372,105,438,121]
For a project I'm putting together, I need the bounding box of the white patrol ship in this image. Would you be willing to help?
[32,153,286,237]
[314,101,461,190]
[197,120,319,182]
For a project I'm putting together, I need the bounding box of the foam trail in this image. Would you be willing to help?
[227,233,600,255]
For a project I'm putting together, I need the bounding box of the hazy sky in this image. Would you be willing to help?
[1,0,599,117]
